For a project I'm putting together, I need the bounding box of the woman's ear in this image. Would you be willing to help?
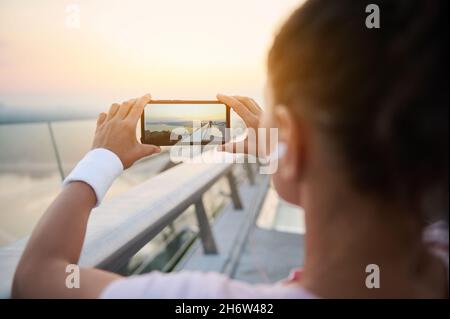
[274,105,303,182]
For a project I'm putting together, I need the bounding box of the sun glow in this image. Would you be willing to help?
[0,0,304,110]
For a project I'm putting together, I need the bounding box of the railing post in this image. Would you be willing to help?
[194,197,218,254]
[244,162,255,185]
[47,122,65,181]
[227,170,243,210]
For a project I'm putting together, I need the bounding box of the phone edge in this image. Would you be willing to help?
[140,100,230,146]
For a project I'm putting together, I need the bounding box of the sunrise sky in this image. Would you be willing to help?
[0,0,304,112]
[145,103,225,123]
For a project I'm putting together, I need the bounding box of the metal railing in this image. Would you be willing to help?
[0,157,261,298]
[97,163,245,272]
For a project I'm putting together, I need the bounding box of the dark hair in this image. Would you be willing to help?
[268,0,448,220]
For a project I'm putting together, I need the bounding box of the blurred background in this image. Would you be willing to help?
[0,0,304,273]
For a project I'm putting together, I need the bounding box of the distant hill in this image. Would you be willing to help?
[145,120,193,127]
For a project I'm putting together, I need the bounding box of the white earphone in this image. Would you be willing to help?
[267,141,287,163]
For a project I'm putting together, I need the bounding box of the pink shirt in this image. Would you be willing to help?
[100,222,448,298]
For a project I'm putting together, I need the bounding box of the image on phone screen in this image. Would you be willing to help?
[141,101,230,146]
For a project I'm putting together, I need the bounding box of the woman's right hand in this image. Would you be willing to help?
[216,94,263,155]
[92,94,161,169]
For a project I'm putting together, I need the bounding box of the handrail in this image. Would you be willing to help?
[0,161,249,298]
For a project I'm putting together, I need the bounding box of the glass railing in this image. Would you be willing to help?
[0,109,256,284]
[0,118,237,250]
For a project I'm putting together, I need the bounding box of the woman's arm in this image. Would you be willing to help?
[12,94,160,298]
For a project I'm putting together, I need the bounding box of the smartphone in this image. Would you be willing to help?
[141,100,230,146]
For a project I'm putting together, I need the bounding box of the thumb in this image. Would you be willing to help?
[138,144,161,157]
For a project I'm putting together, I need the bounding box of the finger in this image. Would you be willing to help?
[116,99,137,119]
[235,96,261,114]
[217,140,248,154]
[127,94,152,123]
[250,98,263,112]
[107,103,120,120]
[217,94,256,125]
[138,144,161,157]
[96,112,107,127]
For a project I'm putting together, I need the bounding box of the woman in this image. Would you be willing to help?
[12,0,448,298]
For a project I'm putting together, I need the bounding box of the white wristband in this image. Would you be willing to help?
[62,148,124,206]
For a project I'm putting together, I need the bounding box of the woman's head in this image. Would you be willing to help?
[266,0,448,221]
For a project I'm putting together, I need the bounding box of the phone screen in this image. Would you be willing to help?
[141,101,229,146]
